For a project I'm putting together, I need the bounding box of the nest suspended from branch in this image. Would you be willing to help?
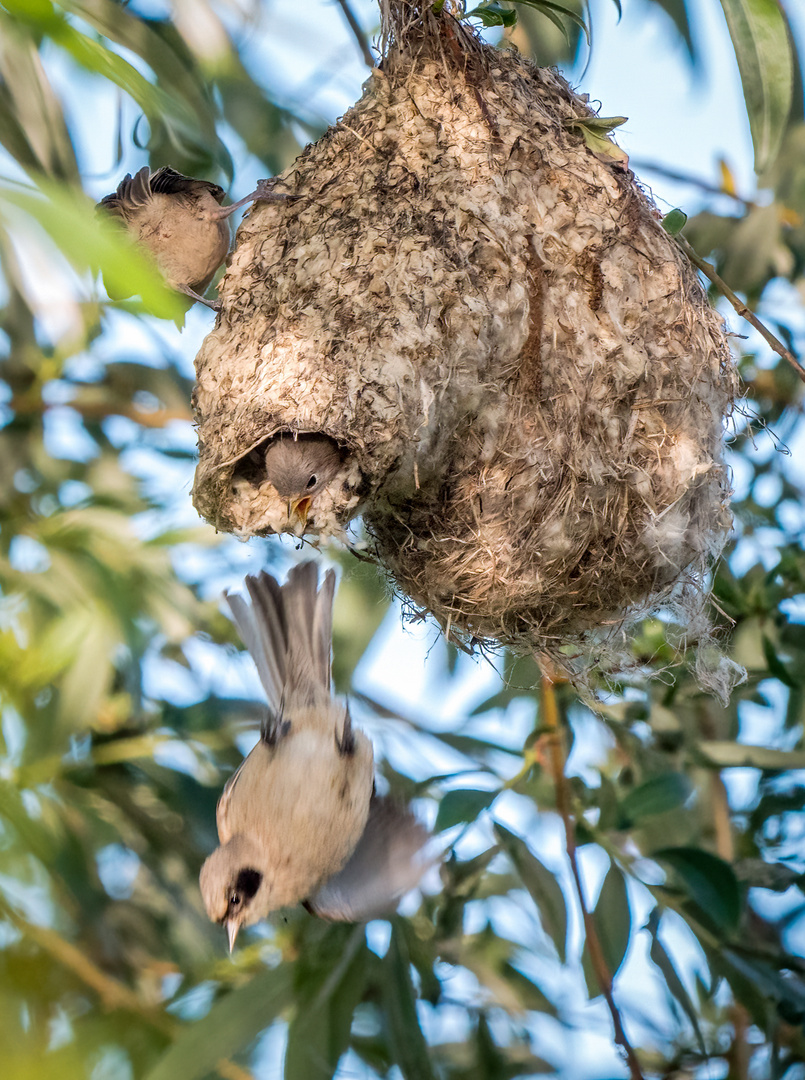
[192,1,737,691]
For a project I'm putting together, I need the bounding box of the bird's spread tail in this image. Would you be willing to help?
[226,563,335,716]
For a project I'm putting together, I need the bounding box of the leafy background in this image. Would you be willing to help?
[1,1,804,1078]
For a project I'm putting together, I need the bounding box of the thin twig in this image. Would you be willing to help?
[335,0,376,69]
[11,394,192,428]
[676,235,805,384]
[634,159,754,210]
[539,665,645,1080]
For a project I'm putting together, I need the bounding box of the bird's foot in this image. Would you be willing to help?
[176,283,221,311]
[252,177,299,203]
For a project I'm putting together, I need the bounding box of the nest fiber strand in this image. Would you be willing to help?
[193,3,736,689]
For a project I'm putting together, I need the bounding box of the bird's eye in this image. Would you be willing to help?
[306,474,318,489]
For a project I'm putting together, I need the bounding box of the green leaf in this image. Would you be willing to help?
[464,2,517,27]
[566,116,630,166]
[382,921,435,1080]
[0,179,184,319]
[718,0,794,171]
[646,909,706,1054]
[435,787,498,832]
[661,209,688,236]
[619,772,693,826]
[144,964,293,1080]
[285,927,368,1080]
[494,823,567,961]
[761,634,798,687]
[582,862,631,997]
[511,0,590,42]
[654,847,741,932]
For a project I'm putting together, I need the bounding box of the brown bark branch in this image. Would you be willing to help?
[11,395,192,428]
[539,665,645,1080]
[335,0,376,69]
[676,235,805,384]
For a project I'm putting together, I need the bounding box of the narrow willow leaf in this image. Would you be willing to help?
[0,180,183,319]
[619,772,693,825]
[647,909,706,1054]
[719,0,794,171]
[382,922,435,1080]
[144,965,293,1080]
[699,741,805,770]
[494,823,567,961]
[654,847,741,932]
[435,787,498,832]
[582,862,631,997]
[285,929,368,1080]
[464,2,517,27]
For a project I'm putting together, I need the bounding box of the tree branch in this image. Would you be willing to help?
[676,235,805,384]
[539,665,645,1080]
[335,0,376,69]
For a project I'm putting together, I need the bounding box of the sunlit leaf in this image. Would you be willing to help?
[718,0,794,171]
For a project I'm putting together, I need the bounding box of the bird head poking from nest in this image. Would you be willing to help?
[192,1,739,694]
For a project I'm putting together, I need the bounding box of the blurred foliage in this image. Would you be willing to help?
[0,1,804,1079]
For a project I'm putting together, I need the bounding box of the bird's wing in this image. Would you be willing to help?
[149,166,226,204]
[306,796,431,922]
[215,758,248,844]
[226,573,288,719]
[95,165,152,217]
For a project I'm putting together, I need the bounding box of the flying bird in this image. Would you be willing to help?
[200,563,429,949]
[263,433,342,526]
[96,165,292,309]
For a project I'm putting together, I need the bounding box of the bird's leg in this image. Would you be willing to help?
[175,283,221,311]
[213,178,298,220]
[335,705,356,757]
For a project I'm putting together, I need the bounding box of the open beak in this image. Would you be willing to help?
[289,496,313,526]
[226,919,239,953]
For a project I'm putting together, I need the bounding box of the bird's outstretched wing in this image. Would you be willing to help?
[306,796,431,922]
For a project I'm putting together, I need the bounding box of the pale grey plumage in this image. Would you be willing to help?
[307,796,430,922]
[264,434,341,499]
[96,166,292,309]
[200,563,431,949]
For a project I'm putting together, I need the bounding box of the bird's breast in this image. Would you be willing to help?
[220,723,374,911]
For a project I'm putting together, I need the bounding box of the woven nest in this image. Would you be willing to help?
[192,1,737,688]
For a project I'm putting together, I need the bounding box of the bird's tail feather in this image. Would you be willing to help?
[226,563,334,717]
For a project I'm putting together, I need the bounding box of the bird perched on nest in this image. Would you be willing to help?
[96,165,292,310]
[199,562,429,949]
[263,433,342,526]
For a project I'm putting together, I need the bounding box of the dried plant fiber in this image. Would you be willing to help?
[192,1,737,692]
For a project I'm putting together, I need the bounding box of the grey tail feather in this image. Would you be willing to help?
[281,562,335,698]
[225,563,334,720]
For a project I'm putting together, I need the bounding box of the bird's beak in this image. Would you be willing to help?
[290,496,312,526]
[226,919,239,953]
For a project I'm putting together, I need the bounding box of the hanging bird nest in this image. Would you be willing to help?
[192,1,737,690]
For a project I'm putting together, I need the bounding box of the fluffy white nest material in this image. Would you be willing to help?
[192,1,737,689]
